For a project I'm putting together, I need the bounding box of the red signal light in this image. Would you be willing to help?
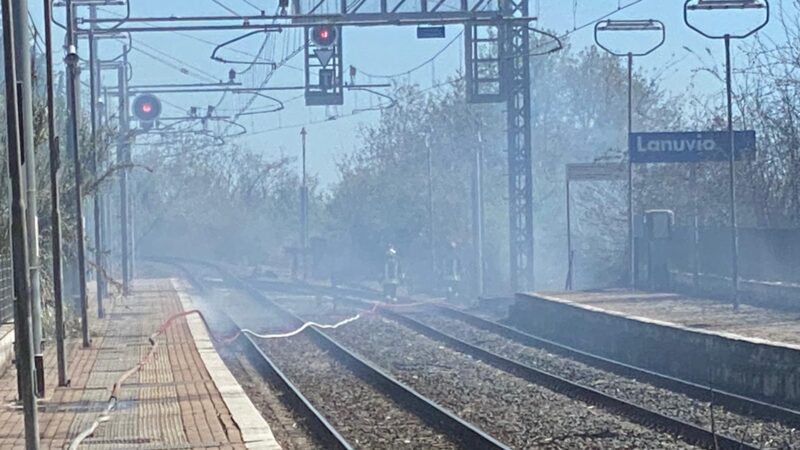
[132,94,162,122]
[311,26,337,47]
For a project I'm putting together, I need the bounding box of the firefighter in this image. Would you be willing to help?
[444,241,461,301]
[383,244,400,302]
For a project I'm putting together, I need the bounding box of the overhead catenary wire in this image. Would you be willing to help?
[223,6,282,76]
[132,39,223,82]
[238,0,264,12]
[97,7,273,64]
[529,0,652,55]
[247,76,462,136]
[27,10,45,55]
[210,0,243,17]
[358,30,464,79]
[224,36,304,126]
[129,45,218,83]
[244,0,651,136]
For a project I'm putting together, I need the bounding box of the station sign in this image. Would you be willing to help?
[629,130,756,164]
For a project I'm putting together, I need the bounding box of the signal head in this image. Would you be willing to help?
[311,25,337,47]
[132,94,162,122]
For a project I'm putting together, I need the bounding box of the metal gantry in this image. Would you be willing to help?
[503,0,535,292]
[75,1,537,294]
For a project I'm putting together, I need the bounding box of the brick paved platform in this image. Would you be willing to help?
[0,278,278,449]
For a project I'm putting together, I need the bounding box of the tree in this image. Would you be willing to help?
[132,134,303,265]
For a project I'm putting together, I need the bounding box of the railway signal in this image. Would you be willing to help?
[132,94,162,130]
[305,26,344,105]
[133,94,162,121]
[310,25,337,47]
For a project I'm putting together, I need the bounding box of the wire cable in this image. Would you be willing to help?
[129,45,218,83]
[238,0,264,11]
[529,0,651,56]
[97,6,273,64]
[358,30,464,79]
[210,0,243,16]
[133,39,223,82]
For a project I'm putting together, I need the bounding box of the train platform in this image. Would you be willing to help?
[0,278,279,449]
[533,289,800,346]
[508,289,800,409]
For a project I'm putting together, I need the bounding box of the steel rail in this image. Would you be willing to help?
[295,279,800,425]
[245,278,776,450]
[237,334,354,450]
[221,267,511,450]
[324,294,758,450]
[431,303,800,426]
[163,258,511,450]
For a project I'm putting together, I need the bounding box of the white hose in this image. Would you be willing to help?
[241,313,364,339]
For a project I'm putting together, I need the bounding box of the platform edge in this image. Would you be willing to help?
[171,278,282,450]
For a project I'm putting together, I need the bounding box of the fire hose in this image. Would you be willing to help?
[68,296,445,448]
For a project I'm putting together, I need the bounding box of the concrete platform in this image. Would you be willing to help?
[509,290,800,410]
[0,278,280,449]
[536,290,800,346]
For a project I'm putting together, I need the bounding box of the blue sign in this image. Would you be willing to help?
[629,131,756,163]
[417,26,446,39]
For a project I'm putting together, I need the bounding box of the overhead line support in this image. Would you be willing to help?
[503,0,534,292]
[72,2,538,295]
[2,0,40,445]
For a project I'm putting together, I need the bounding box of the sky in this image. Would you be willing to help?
[27,0,791,186]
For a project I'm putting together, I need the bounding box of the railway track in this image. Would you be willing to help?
[247,277,800,450]
[164,259,799,449]
[272,295,701,449]
[164,259,509,450]
[413,306,800,448]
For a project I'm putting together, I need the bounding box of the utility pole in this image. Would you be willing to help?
[66,0,91,347]
[44,0,68,387]
[12,0,44,394]
[426,134,435,281]
[88,5,105,317]
[594,19,665,290]
[300,127,309,280]
[472,131,485,298]
[2,0,40,445]
[684,0,770,309]
[118,48,131,294]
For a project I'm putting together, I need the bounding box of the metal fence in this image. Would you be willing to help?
[670,226,800,284]
[0,255,13,323]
